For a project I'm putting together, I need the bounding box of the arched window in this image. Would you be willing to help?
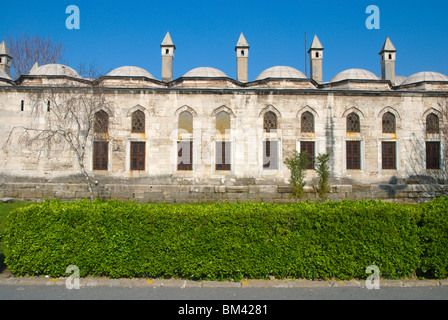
[94,110,109,134]
[216,111,230,135]
[131,110,145,133]
[178,111,193,171]
[215,111,231,171]
[178,111,193,134]
[382,112,396,134]
[426,113,439,134]
[301,111,314,133]
[347,113,360,133]
[264,111,277,133]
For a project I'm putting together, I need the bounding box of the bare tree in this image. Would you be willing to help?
[5,33,65,79]
[5,77,112,201]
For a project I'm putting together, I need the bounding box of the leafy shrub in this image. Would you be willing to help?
[3,198,447,280]
[315,153,331,201]
[284,151,310,201]
[418,197,448,278]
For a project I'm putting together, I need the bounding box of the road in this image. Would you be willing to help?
[1,283,448,300]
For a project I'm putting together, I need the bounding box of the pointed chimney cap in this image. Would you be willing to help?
[308,35,324,53]
[0,41,12,58]
[235,33,250,49]
[380,37,397,53]
[161,32,176,49]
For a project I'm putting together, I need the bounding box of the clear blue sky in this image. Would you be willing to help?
[1,0,447,82]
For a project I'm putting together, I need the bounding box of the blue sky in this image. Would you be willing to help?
[1,0,447,82]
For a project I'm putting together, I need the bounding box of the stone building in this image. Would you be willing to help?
[0,33,447,203]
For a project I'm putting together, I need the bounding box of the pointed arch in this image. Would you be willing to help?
[259,105,282,119]
[174,105,198,117]
[341,106,365,119]
[126,104,151,117]
[211,105,236,118]
[296,105,319,119]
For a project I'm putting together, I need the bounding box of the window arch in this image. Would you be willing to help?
[301,111,314,133]
[382,112,396,134]
[264,111,277,133]
[94,110,109,134]
[426,113,439,134]
[347,112,360,133]
[216,111,230,135]
[131,110,145,133]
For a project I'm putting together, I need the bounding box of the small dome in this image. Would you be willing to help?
[402,72,448,85]
[255,66,306,80]
[106,66,155,79]
[331,69,379,82]
[394,76,407,86]
[0,69,12,81]
[29,64,81,79]
[183,67,228,78]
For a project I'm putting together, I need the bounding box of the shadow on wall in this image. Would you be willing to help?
[379,176,407,198]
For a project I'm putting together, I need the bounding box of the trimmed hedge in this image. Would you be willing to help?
[3,198,447,280]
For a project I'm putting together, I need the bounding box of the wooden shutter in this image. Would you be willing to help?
[216,141,231,171]
[346,141,361,170]
[130,141,146,171]
[426,141,440,170]
[263,141,278,170]
[177,141,193,171]
[300,141,315,170]
[382,142,396,170]
[93,141,108,170]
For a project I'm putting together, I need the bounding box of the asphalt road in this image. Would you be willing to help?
[1,284,448,300]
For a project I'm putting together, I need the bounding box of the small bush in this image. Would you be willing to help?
[284,151,310,201]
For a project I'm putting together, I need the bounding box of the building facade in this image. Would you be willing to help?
[0,34,447,203]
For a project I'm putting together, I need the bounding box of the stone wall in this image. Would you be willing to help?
[1,180,446,204]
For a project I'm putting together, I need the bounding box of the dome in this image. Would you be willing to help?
[255,66,306,80]
[183,67,228,78]
[0,69,12,81]
[29,64,81,79]
[394,76,407,86]
[331,69,379,82]
[106,66,155,79]
[401,72,448,85]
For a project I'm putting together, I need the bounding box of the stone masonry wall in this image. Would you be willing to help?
[1,181,446,204]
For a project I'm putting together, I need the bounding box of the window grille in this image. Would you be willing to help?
[301,111,314,133]
[300,141,315,170]
[130,141,145,171]
[132,110,145,133]
[382,112,396,134]
[93,141,108,170]
[346,141,361,170]
[347,113,360,133]
[382,141,396,169]
[426,141,440,169]
[426,113,439,134]
[94,110,109,134]
[264,112,277,133]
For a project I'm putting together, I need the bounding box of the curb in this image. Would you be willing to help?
[1,276,447,288]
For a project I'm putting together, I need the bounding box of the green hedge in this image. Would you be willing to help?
[3,198,447,280]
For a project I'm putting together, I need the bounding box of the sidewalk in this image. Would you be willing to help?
[1,273,447,289]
